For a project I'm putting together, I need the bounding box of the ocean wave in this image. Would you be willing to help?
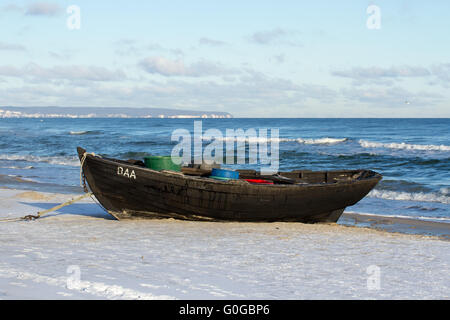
[0,165,34,170]
[345,211,450,223]
[0,154,79,167]
[297,137,348,145]
[405,205,439,212]
[200,136,295,143]
[368,189,450,204]
[0,174,38,184]
[201,136,347,145]
[359,139,450,152]
[69,130,101,135]
[334,153,450,167]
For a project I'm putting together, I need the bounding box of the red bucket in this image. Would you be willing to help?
[244,179,274,185]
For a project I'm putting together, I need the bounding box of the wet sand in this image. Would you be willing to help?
[341,212,450,240]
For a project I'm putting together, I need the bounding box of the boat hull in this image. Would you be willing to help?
[78,147,381,223]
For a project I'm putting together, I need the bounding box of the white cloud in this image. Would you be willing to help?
[341,86,443,107]
[431,63,450,83]
[0,69,339,117]
[25,2,62,16]
[247,28,302,46]
[0,63,126,82]
[113,40,184,57]
[199,38,227,47]
[332,66,431,80]
[139,57,186,76]
[332,64,450,87]
[138,57,235,77]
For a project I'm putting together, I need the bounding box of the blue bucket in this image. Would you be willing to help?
[210,168,239,180]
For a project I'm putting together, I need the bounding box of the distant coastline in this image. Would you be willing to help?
[0,107,233,119]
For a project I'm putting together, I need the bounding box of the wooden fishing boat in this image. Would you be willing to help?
[77,147,382,222]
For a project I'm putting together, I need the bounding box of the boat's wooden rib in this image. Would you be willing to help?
[77,147,382,223]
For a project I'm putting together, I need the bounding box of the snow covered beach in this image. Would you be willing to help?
[0,188,449,300]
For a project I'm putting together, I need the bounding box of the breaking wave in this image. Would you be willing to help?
[359,139,450,152]
[0,165,34,170]
[69,130,101,135]
[345,211,450,223]
[201,136,348,145]
[0,154,79,167]
[368,189,450,205]
[297,137,348,145]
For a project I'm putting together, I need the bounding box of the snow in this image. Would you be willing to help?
[0,188,449,299]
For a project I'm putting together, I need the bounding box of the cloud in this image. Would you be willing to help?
[48,50,72,60]
[332,64,450,87]
[431,63,450,83]
[139,57,185,76]
[138,57,236,77]
[198,38,227,47]
[113,40,184,57]
[0,68,340,117]
[332,66,431,80]
[0,42,26,51]
[272,54,285,64]
[341,86,443,107]
[113,39,142,56]
[25,2,62,16]
[0,63,126,82]
[1,4,23,12]
[247,28,302,46]
[248,28,287,45]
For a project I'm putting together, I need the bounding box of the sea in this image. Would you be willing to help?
[0,118,449,224]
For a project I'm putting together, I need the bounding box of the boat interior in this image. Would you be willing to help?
[107,156,376,185]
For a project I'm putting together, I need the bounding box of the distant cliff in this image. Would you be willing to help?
[0,107,233,119]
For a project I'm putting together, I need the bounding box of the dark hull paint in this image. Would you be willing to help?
[77,147,381,222]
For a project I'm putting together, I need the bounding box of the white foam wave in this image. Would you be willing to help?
[345,211,450,223]
[69,131,89,135]
[0,165,34,170]
[297,137,347,145]
[4,174,37,183]
[368,189,450,204]
[201,136,292,143]
[201,136,347,145]
[359,139,450,152]
[0,154,79,167]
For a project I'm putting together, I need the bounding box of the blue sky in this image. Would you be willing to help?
[0,0,449,117]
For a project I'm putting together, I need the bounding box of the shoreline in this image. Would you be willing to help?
[340,212,450,240]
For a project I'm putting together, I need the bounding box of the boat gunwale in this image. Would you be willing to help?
[83,153,382,189]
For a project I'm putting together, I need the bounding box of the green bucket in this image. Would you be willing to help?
[144,156,181,172]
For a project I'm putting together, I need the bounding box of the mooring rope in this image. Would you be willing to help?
[79,152,88,190]
[0,192,93,222]
[80,152,92,192]
[0,152,97,222]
